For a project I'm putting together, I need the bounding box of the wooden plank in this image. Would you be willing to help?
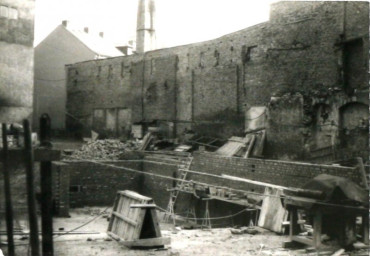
[130,204,157,208]
[132,207,146,240]
[243,135,256,158]
[222,174,287,190]
[222,175,324,198]
[150,208,162,238]
[107,194,120,232]
[119,190,153,201]
[120,237,170,248]
[313,209,322,248]
[107,231,121,241]
[356,157,369,189]
[258,187,288,233]
[112,211,137,227]
[292,236,314,246]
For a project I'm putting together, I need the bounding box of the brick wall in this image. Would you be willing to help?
[64,160,143,207]
[191,152,365,188]
[66,2,368,159]
[141,155,179,210]
[58,151,364,226]
[52,162,70,217]
[0,0,35,123]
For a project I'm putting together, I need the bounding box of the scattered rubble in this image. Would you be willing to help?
[63,139,141,160]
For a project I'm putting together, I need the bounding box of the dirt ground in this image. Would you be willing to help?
[2,207,368,256]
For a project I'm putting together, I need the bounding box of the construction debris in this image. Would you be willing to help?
[63,139,141,160]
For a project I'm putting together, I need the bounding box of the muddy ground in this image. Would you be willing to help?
[1,207,368,256]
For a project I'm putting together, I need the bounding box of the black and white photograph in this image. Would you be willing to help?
[0,0,369,255]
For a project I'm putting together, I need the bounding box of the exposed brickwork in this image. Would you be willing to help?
[66,2,369,159]
[191,152,365,188]
[64,160,143,207]
[52,162,70,217]
[57,151,365,226]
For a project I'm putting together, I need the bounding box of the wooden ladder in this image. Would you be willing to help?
[163,156,193,223]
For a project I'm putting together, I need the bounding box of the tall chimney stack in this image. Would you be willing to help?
[62,20,69,28]
[136,0,156,53]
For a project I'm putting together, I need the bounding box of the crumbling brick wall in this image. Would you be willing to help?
[66,1,369,160]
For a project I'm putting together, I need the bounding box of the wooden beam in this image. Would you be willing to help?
[222,174,324,199]
[40,114,54,256]
[222,174,287,190]
[292,236,314,246]
[130,204,157,208]
[112,212,137,226]
[23,119,40,256]
[120,237,170,248]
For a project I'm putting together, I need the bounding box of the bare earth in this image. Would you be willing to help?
[1,207,367,256]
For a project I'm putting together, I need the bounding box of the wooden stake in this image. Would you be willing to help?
[23,119,40,256]
[1,124,15,256]
[40,114,54,256]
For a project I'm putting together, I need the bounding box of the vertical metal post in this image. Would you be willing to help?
[40,114,53,256]
[1,124,15,256]
[23,119,40,256]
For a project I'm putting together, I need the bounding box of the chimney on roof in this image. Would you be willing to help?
[84,27,89,33]
[62,20,69,28]
[99,32,104,38]
[136,0,156,53]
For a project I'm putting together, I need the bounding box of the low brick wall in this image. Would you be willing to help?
[55,151,364,227]
[191,152,364,188]
[63,160,143,207]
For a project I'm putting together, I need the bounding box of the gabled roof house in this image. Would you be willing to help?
[33,20,123,131]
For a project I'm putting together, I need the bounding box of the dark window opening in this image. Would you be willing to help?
[343,38,366,94]
[121,62,124,78]
[69,185,82,193]
[242,45,257,64]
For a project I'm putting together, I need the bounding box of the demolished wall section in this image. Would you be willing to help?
[66,1,368,159]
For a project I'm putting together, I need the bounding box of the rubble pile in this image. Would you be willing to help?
[64,139,141,160]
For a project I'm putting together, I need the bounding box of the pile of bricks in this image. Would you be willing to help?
[64,139,141,160]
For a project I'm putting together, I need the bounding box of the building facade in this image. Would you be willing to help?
[0,0,35,123]
[66,1,369,161]
[33,21,123,131]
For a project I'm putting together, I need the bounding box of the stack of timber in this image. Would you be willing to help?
[215,130,265,158]
[107,190,170,248]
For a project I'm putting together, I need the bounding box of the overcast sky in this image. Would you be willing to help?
[34,0,274,48]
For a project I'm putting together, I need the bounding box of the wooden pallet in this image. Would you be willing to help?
[107,190,170,248]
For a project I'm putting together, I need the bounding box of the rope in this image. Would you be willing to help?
[54,206,111,239]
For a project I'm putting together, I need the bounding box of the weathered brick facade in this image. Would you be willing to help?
[0,0,35,123]
[66,1,369,160]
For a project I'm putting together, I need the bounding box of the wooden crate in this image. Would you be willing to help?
[107,190,170,248]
